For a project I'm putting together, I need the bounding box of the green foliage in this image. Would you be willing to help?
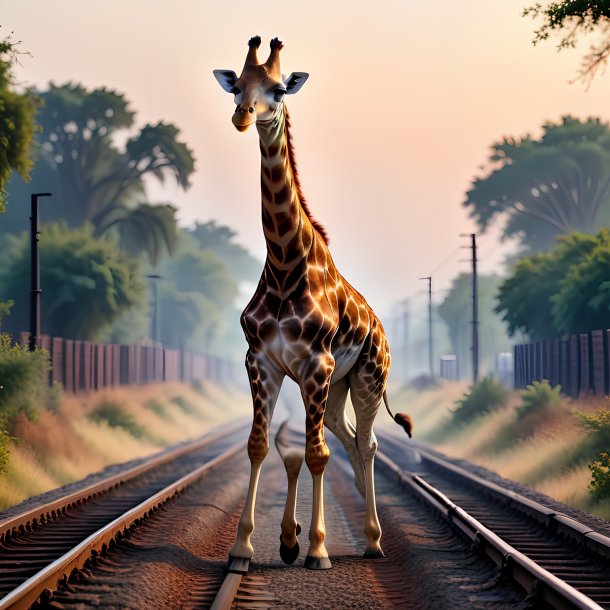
[0,36,39,213]
[0,426,10,473]
[452,376,507,424]
[524,2,610,83]
[496,229,610,338]
[575,409,610,454]
[88,402,144,438]
[464,117,610,254]
[169,395,198,416]
[0,300,13,330]
[438,273,520,378]
[517,379,561,419]
[3,83,194,265]
[588,452,610,500]
[188,221,261,283]
[145,399,171,421]
[0,223,145,340]
[156,232,238,351]
[0,333,49,423]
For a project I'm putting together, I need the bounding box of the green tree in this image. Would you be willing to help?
[156,232,238,351]
[0,223,145,340]
[0,35,38,212]
[4,83,193,264]
[188,221,261,283]
[496,230,608,339]
[464,117,610,254]
[438,273,519,379]
[524,1,610,83]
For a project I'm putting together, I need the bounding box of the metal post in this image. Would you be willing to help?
[145,274,162,343]
[419,276,433,377]
[29,193,51,351]
[471,233,479,384]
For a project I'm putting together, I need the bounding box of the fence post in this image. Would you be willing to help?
[591,330,604,396]
[579,333,590,397]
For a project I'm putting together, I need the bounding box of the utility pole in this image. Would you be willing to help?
[402,299,409,382]
[145,274,162,344]
[419,276,433,377]
[29,193,52,351]
[461,233,479,383]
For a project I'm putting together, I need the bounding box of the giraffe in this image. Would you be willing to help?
[213,36,412,571]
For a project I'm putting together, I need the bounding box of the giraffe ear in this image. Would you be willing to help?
[283,72,309,95]
[213,69,238,93]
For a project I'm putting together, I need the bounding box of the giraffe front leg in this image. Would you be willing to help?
[229,352,283,566]
[300,354,334,570]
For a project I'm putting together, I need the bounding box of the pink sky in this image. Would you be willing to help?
[4,0,610,318]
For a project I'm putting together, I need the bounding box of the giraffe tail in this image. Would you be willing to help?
[383,391,413,438]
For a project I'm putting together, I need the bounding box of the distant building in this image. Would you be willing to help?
[496,352,513,388]
[440,355,458,381]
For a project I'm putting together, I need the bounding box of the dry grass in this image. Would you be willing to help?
[386,382,610,523]
[0,381,251,511]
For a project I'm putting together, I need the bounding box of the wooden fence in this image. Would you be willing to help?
[17,333,245,393]
[514,329,608,397]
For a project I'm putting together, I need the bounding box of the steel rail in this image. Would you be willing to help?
[0,417,249,541]
[0,437,246,610]
[383,433,610,561]
[376,449,604,610]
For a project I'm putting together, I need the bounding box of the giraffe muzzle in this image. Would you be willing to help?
[232,106,256,132]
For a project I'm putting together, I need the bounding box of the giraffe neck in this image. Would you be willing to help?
[257,106,315,277]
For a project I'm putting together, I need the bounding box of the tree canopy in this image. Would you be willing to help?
[0,35,38,213]
[464,116,610,254]
[0,223,145,340]
[524,1,610,84]
[496,229,610,339]
[4,83,193,265]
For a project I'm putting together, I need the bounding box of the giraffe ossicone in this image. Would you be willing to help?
[213,36,412,570]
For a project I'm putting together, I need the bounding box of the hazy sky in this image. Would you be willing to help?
[5,0,610,319]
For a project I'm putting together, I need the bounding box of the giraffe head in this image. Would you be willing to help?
[213,36,309,132]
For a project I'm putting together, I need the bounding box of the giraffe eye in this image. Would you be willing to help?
[273,88,287,102]
[231,86,241,95]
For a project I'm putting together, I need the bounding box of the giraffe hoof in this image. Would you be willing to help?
[304,556,332,570]
[363,548,386,559]
[279,539,300,564]
[227,555,250,574]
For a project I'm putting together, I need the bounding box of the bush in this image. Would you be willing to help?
[145,399,171,421]
[452,376,507,424]
[589,453,610,500]
[0,426,11,473]
[574,409,610,454]
[0,333,49,423]
[517,379,561,419]
[169,395,198,415]
[89,402,144,438]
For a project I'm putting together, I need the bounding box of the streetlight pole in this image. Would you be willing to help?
[29,193,52,351]
[145,274,162,343]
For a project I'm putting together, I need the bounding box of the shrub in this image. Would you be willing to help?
[0,426,11,473]
[517,379,561,419]
[575,409,610,454]
[0,333,49,423]
[89,402,144,438]
[589,453,610,500]
[169,395,198,415]
[452,376,507,424]
[145,399,171,421]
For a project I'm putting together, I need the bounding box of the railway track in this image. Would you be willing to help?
[377,430,610,610]
[0,418,250,609]
[2,419,610,609]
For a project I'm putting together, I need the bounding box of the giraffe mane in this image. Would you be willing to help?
[284,107,330,245]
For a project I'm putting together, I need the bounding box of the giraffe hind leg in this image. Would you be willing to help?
[274,421,304,564]
[349,367,385,558]
[324,377,366,497]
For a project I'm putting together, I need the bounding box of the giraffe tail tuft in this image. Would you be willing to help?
[383,391,413,438]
